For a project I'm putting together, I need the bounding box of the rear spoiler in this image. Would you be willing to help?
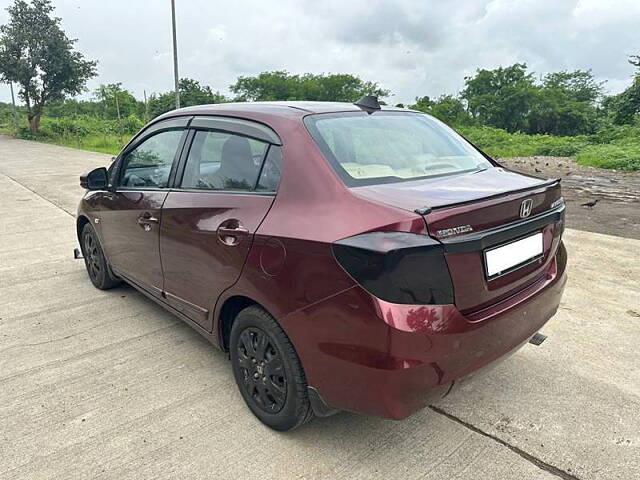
[414,178,561,215]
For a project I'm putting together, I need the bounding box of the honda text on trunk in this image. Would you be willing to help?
[77,97,567,431]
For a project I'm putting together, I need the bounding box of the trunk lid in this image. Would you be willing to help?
[353,167,564,312]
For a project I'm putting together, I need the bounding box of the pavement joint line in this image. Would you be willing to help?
[0,171,76,217]
[429,405,581,480]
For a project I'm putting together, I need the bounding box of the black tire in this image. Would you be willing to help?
[80,223,121,290]
[230,306,314,431]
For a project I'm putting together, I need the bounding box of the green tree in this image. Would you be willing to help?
[541,70,603,103]
[94,83,142,120]
[605,56,640,125]
[44,98,102,118]
[607,78,640,125]
[409,94,473,126]
[527,91,599,135]
[0,0,97,132]
[527,70,602,135]
[461,63,538,132]
[148,78,228,118]
[230,71,389,102]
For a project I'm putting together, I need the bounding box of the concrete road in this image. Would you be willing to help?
[0,135,638,480]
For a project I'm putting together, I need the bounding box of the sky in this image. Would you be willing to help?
[1,0,639,105]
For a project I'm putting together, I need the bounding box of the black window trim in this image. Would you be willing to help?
[189,115,282,145]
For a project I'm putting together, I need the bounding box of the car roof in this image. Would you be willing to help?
[164,101,412,118]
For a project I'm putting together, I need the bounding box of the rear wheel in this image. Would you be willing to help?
[230,306,314,431]
[81,223,121,290]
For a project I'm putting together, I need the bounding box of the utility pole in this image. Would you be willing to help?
[9,82,19,133]
[143,89,149,122]
[115,90,121,120]
[171,0,180,109]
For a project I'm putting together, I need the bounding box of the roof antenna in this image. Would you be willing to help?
[354,95,381,114]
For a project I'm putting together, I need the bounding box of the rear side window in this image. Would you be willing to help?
[180,130,270,191]
[256,146,282,192]
[120,129,184,188]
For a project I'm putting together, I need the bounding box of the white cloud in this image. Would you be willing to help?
[0,0,638,105]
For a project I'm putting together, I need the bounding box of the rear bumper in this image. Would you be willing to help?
[282,249,567,419]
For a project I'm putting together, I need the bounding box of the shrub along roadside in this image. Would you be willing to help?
[576,142,640,171]
[1,110,638,171]
[2,113,142,155]
[458,125,640,170]
[458,126,588,157]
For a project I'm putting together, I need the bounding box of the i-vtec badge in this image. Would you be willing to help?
[436,224,473,238]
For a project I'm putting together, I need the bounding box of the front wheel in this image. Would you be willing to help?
[230,306,314,431]
[80,223,121,290]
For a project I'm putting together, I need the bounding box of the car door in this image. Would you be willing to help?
[98,118,189,296]
[159,117,283,330]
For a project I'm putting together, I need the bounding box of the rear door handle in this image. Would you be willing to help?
[217,221,249,246]
[137,212,159,231]
[137,212,159,223]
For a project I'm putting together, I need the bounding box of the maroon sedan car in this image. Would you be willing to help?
[77,98,567,430]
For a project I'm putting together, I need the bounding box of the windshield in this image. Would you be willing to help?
[305,111,493,186]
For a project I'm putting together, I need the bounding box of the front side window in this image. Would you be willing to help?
[120,129,184,188]
[180,130,269,191]
[106,160,117,188]
[305,112,493,186]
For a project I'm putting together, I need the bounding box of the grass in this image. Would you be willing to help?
[0,113,139,156]
[2,113,639,171]
[41,133,129,155]
[576,143,640,170]
[458,126,589,158]
[458,125,640,171]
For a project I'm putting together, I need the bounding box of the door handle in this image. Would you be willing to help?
[137,212,159,223]
[137,213,159,231]
[217,221,249,246]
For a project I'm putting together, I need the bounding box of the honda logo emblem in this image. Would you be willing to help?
[520,199,533,218]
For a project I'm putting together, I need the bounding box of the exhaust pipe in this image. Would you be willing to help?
[73,248,83,259]
[529,332,547,346]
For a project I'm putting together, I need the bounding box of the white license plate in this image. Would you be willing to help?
[484,232,543,278]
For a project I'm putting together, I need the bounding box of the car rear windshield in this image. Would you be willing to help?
[304,111,493,186]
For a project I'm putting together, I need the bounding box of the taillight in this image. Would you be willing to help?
[332,232,454,305]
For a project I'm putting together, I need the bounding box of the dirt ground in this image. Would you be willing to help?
[499,156,640,240]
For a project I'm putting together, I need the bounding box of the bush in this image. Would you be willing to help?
[16,126,39,140]
[43,117,90,137]
[576,133,640,170]
[534,138,588,156]
[117,115,144,135]
[458,124,639,170]
[457,126,580,157]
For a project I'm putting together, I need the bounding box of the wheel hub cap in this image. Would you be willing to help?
[236,327,287,413]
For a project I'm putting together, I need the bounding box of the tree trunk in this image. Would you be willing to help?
[28,114,41,134]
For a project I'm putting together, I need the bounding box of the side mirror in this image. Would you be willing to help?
[80,167,108,190]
